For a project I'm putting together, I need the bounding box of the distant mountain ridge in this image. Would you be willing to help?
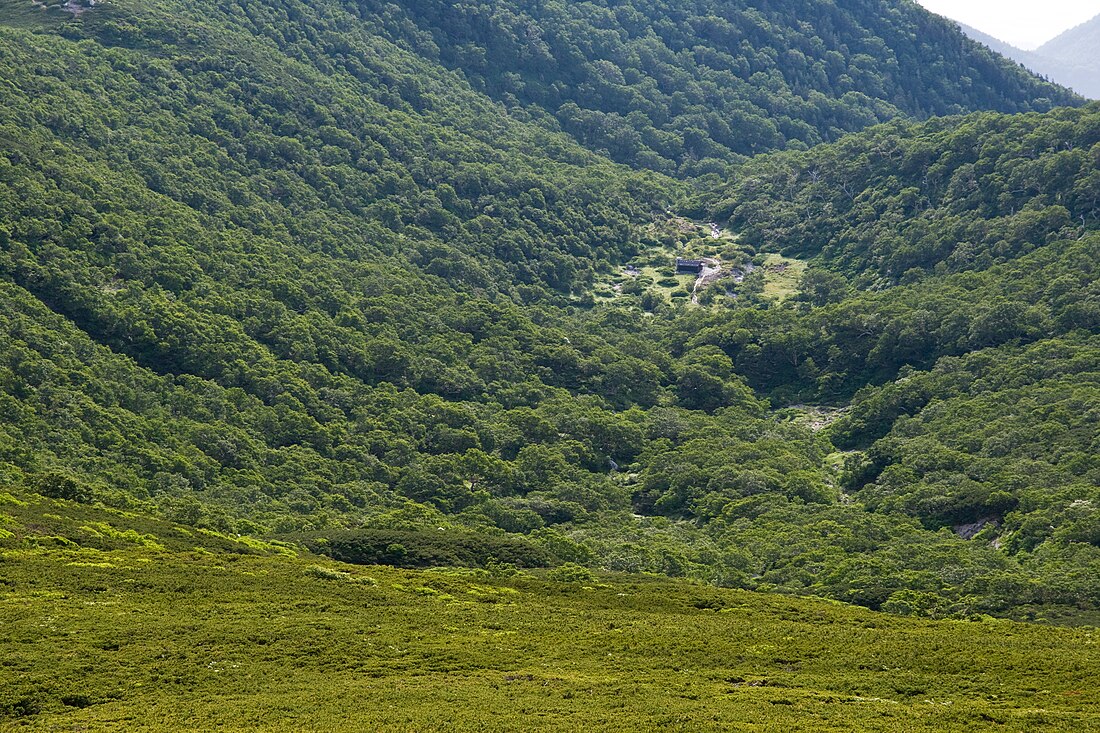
[1038,13,1100,62]
[959,16,1100,99]
[957,24,1043,68]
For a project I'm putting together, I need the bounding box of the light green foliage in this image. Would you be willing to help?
[546,562,596,583]
[303,564,349,580]
[1,507,1098,731]
[79,522,165,551]
[761,254,810,301]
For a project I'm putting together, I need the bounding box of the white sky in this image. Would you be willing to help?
[918,0,1100,49]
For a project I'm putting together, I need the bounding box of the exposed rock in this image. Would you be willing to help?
[954,517,1001,540]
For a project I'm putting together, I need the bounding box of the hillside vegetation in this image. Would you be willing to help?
[2,492,1098,731]
[365,0,1080,173]
[2,0,1100,727]
[0,0,1095,616]
[0,0,1097,636]
[707,106,1100,281]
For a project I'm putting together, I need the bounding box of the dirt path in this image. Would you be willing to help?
[31,0,95,14]
[691,260,722,304]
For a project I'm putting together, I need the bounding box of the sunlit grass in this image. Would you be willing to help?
[1,495,1097,732]
[761,253,808,300]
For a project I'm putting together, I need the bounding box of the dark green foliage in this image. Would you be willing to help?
[0,0,683,538]
[692,106,1100,404]
[29,471,93,504]
[709,105,1100,282]
[302,528,552,568]
[364,0,1079,173]
[658,106,1100,614]
[837,338,1100,569]
[682,234,1099,401]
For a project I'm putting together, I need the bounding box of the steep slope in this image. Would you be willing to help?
[0,0,829,568]
[363,0,1081,173]
[679,106,1100,612]
[0,0,687,535]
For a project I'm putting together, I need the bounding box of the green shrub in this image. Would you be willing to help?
[305,565,350,580]
[30,472,93,504]
[547,562,595,583]
[299,529,552,569]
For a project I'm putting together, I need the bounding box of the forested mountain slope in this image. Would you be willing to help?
[705,105,1100,282]
[0,0,812,550]
[363,0,1080,173]
[0,0,1097,624]
[662,107,1100,613]
[0,4,677,534]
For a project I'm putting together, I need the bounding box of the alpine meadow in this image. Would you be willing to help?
[0,0,1098,730]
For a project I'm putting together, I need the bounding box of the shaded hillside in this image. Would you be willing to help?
[364,0,1081,174]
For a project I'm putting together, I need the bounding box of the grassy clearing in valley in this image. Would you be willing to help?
[593,218,751,306]
[760,253,808,301]
[638,265,694,302]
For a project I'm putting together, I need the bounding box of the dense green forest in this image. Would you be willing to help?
[364,0,1080,173]
[0,0,1097,639]
[705,107,1100,280]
